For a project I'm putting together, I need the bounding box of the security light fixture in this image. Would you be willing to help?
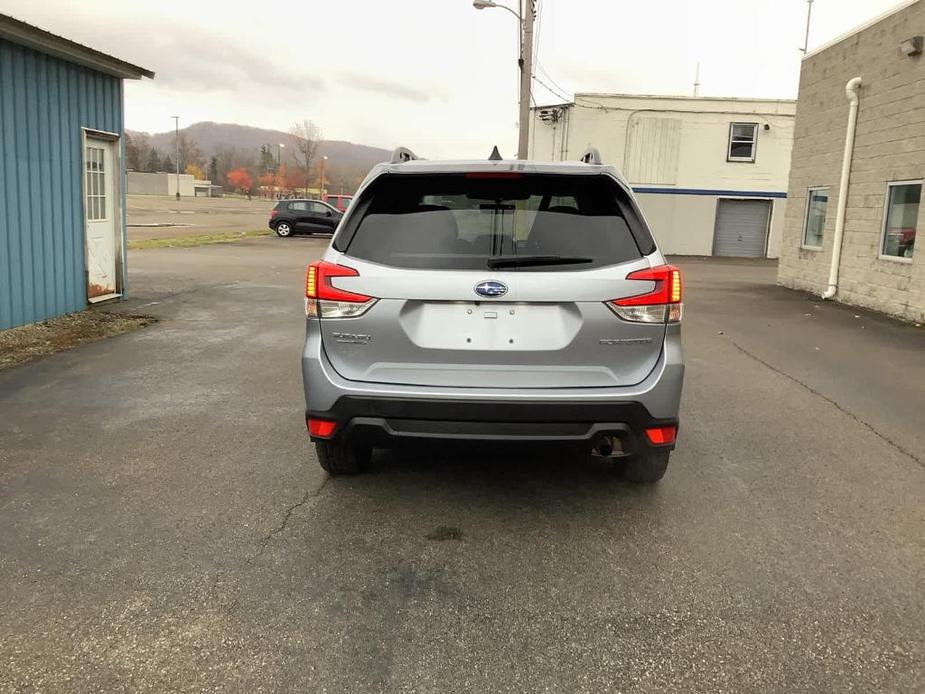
[899,36,922,57]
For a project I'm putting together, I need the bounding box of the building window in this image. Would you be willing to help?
[880,181,920,260]
[85,146,106,221]
[727,123,758,162]
[802,187,828,248]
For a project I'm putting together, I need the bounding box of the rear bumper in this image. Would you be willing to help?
[307,397,678,452]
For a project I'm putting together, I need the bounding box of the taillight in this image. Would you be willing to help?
[305,261,376,318]
[270,209,278,218]
[608,265,682,323]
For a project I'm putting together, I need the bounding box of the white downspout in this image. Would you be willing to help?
[822,77,862,299]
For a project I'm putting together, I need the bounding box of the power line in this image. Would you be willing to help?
[532,74,572,103]
[537,62,572,99]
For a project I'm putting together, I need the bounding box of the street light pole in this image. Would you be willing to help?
[473,0,534,159]
[801,0,814,53]
[277,143,285,169]
[172,115,180,200]
[320,156,328,199]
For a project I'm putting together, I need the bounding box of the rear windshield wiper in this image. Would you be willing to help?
[486,255,594,269]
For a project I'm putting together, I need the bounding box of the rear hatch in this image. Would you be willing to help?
[310,172,674,389]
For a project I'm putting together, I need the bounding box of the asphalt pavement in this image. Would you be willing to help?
[126,194,274,240]
[1,240,922,692]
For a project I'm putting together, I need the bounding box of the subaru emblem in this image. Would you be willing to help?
[474,280,508,298]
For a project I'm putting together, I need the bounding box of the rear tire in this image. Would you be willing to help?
[275,221,293,237]
[315,438,371,475]
[619,449,670,484]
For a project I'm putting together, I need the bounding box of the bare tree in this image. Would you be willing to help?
[290,120,322,197]
[178,133,204,171]
[126,132,152,171]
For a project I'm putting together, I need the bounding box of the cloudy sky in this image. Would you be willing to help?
[4,0,907,158]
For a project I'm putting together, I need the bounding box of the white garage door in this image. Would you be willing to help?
[712,199,771,257]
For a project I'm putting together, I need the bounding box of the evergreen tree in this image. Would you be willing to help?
[208,156,218,183]
[145,149,162,173]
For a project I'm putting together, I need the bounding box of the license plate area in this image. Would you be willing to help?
[399,301,582,351]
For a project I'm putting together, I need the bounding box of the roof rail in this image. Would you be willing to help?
[578,147,603,165]
[390,146,419,163]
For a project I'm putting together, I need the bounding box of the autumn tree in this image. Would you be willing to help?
[178,133,204,171]
[226,168,253,194]
[258,172,275,198]
[285,169,307,192]
[290,119,322,197]
[184,163,205,180]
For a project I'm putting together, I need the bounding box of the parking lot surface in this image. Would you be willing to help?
[1,240,923,692]
[127,194,274,240]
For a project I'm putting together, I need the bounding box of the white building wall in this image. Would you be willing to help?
[127,172,196,197]
[530,94,795,257]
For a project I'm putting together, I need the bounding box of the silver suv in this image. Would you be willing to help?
[302,147,684,483]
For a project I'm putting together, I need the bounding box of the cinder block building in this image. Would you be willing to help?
[777,0,924,322]
[530,94,796,258]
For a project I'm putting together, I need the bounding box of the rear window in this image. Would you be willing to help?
[338,174,652,270]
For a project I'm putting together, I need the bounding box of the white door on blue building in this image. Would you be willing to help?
[84,137,118,301]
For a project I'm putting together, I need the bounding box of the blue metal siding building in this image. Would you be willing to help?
[0,14,152,330]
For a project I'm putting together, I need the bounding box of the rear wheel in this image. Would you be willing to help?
[619,449,670,484]
[275,221,293,237]
[315,437,371,475]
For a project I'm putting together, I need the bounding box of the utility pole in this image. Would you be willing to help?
[473,0,535,158]
[319,156,328,199]
[517,0,535,160]
[801,0,814,53]
[172,116,180,200]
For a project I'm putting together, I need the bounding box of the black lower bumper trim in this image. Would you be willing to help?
[307,396,677,451]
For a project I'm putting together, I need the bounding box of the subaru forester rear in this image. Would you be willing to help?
[302,147,684,483]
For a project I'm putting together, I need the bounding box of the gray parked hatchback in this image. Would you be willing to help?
[302,147,684,483]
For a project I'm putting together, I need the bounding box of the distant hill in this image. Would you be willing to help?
[127,121,392,192]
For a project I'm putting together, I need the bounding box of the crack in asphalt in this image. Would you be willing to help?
[731,341,924,470]
[213,477,331,614]
[249,476,331,564]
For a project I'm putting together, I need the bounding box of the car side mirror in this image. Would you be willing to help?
[326,210,332,216]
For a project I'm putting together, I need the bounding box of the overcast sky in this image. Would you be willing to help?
[4,0,907,158]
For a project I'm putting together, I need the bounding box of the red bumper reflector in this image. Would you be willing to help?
[307,418,337,438]
[645,426,677,445]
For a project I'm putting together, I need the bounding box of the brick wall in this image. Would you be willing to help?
[777,0,925,322]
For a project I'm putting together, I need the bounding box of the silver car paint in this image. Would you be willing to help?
[303,159,683,423]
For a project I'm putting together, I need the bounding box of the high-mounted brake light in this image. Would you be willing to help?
[305,261,376,318]
[464,172,522,179]
[607,264,682,324]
